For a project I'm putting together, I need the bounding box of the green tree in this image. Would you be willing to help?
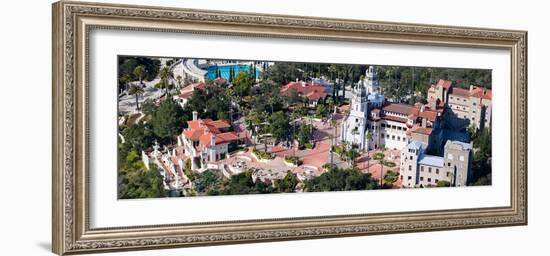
[304,167,378,192]
[315,104,328,117]
[118,149,166,199]
[233,71,253,96]
[128,84,144,110]
[152,99,186,142]
[118,56,160,82]
[159,66,173,95]
[121,122,155,152]
[140,98,156,116]
[296,123,314,147]
[133,65,146,85]
[269,111,290,141]
[277,171,298,193]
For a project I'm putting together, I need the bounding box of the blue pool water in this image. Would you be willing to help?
[206,64,261,81]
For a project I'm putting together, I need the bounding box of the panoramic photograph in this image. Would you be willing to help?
[117,56,492,199]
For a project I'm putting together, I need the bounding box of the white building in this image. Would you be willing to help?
[340,66,381,150]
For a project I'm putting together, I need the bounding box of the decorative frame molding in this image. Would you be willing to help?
[52,1,527,255]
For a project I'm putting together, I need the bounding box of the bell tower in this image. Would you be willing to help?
[365,66,380,95]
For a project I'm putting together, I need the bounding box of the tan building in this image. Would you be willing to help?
[428,79,492,131]
[400,139,472,188]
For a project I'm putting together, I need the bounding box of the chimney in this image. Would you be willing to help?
[421,118,427,128]
[420,105,425,112]
[296,78,299,82]
[301,81,306,87]
[192,111,198,121]
[469,85,474,92]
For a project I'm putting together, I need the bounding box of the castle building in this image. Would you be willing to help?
[341,66,445,151]
[428,79,492,130]
[400,140,472,187]
[340,68,370,150]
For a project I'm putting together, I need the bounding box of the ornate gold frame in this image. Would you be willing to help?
[52,1,527,255]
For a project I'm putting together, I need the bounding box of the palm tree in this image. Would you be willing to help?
[159,66,173,95]
[176,75,183,90]
[366,132,373,171]
[128,84,145,111]
[133,65,146,85]
[120,74,131,93]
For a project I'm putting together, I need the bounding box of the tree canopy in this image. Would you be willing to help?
[152,99,186,140]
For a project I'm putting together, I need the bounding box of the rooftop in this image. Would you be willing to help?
[280,80,327,101]
[435,79,453,89]
[382,103,416,116]
[418,154,444,167]
[445,140,472,151]
[407,140,427,151]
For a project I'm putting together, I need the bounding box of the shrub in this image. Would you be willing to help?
[252,149,274,160]
[381,160,396,167]
[373,152,385,160]
[284,155,303,166]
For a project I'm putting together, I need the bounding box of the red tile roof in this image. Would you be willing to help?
[208,120,231,129]
[199,132,240,146]
[382,115,408,123]
[450,87,470,98]
[418,110,438,122]
[280,81,327,101]
[181,82,206,94]
[382,103,416,116]
[213,77,227,84]
[183,129,205,141]
[183,118,238,148]
[470,86,492,100]
[177,91,194,99]
[409,124,433,135]
[436,79,453,89]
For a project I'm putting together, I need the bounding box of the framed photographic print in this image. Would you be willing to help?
[52,1,528,255]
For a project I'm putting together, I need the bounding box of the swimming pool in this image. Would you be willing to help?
[206,64,261,81]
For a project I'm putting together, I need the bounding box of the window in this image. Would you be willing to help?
[400,175,403,180]
[420,177,424,181]
[428,167,432,173]
[408,176,412,180]
[436,169,439,174]
[420,166,424,172]
[473,102,477,106]
[381,133,384,137]
[459,156,465,161]
[397,136,401,141]
[447,154,454,160]
[447,162,451,167]
[408,165,412,170]
[386,134,390,138]
[409,156,413,161]
[403,137,406,142]
[450,96,454,99]
[392,135,395,140]
[381,124,386,128]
